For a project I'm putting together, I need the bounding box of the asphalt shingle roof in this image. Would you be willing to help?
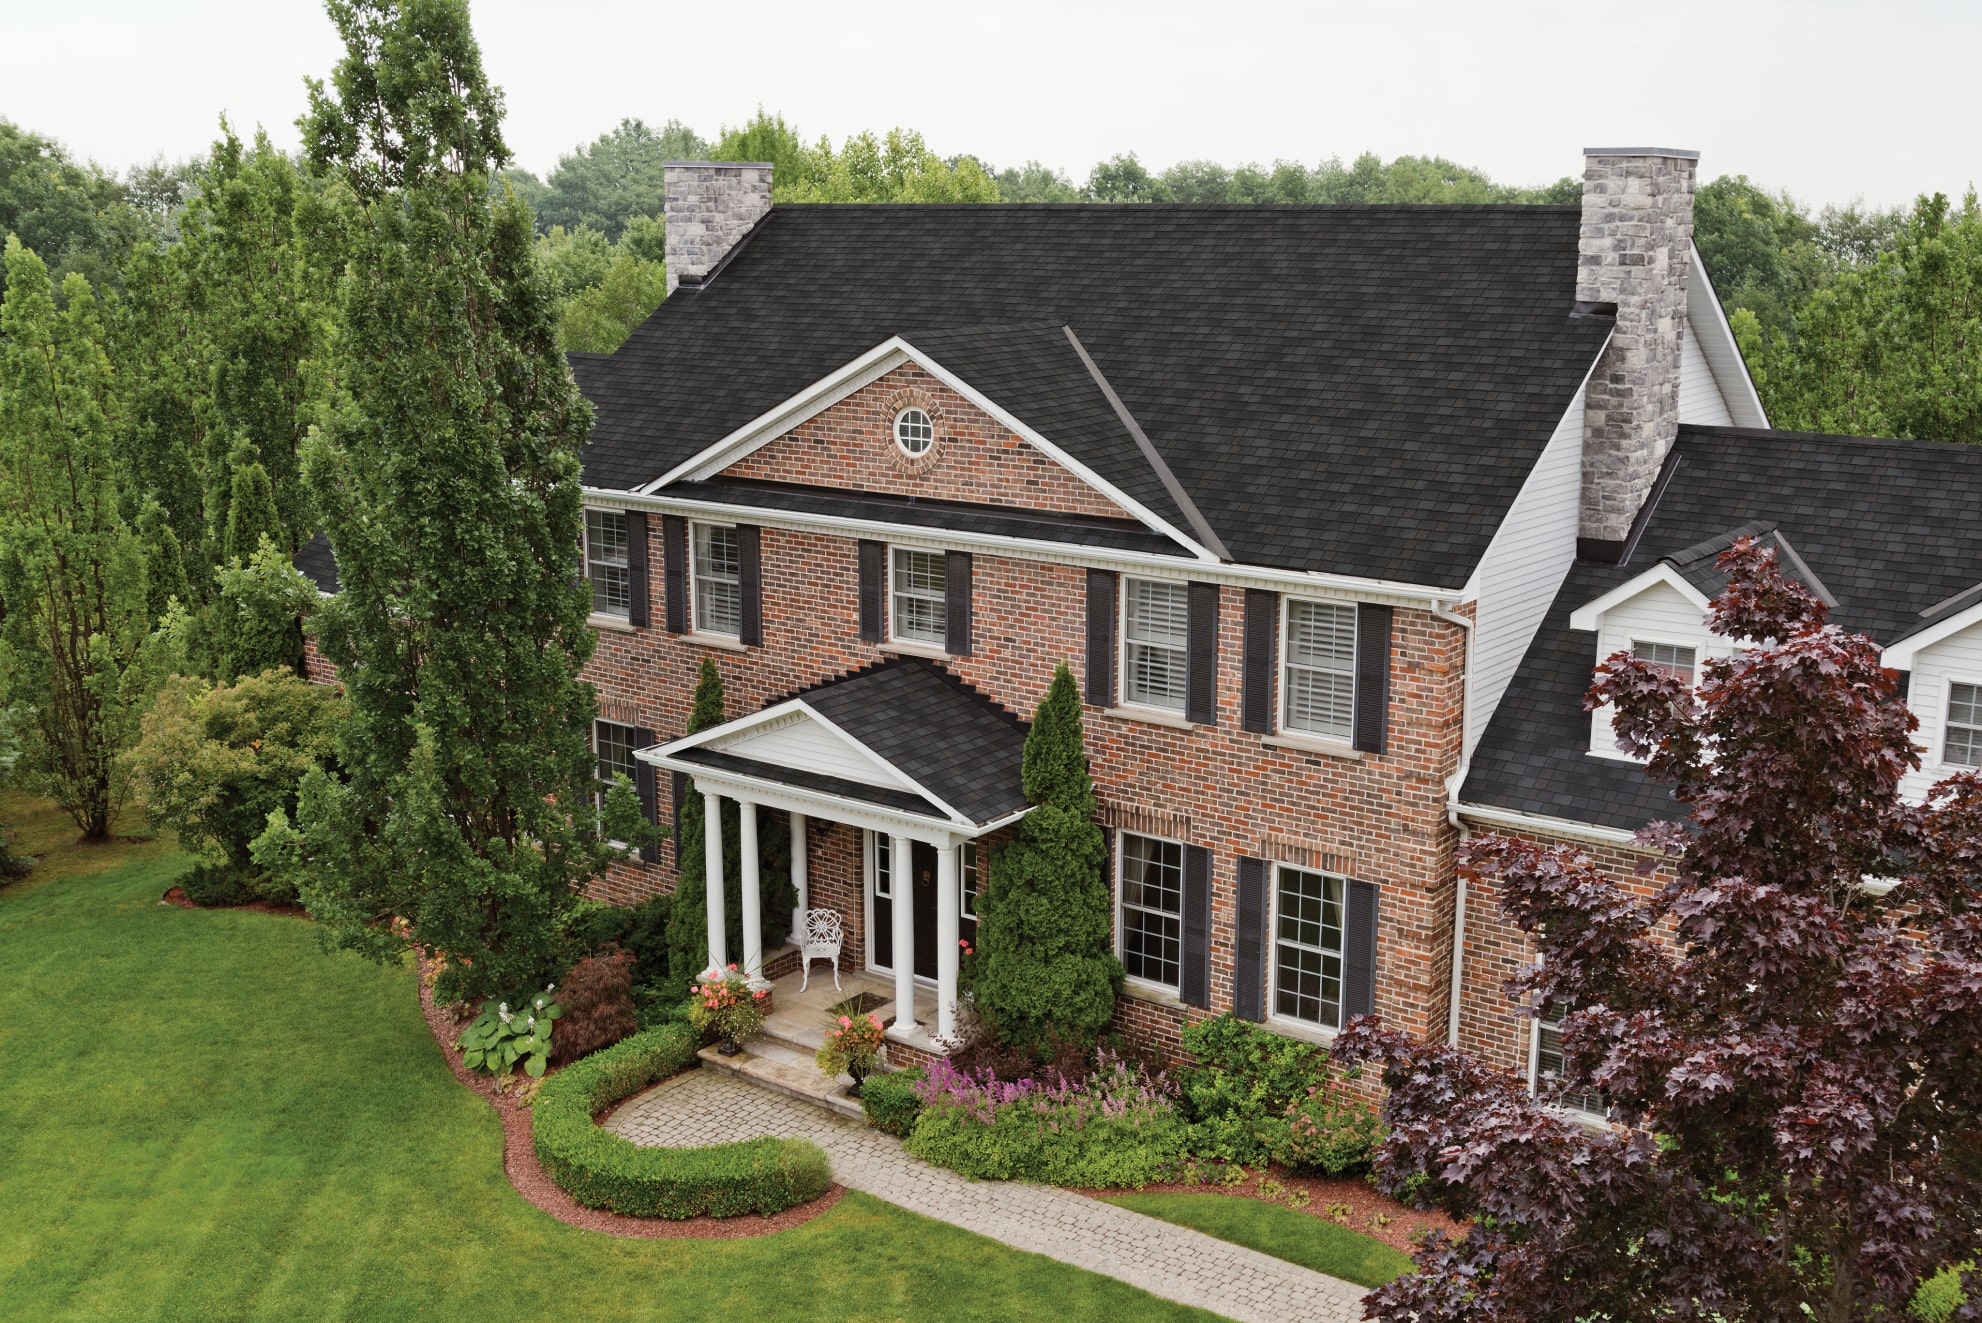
[294,531,339,594]
[1464,426,1982,832]
[577,204,1612,585]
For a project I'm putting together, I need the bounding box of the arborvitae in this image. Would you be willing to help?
[968,661,1122,1051]
[137,503,191,629]
[223,454,283,563]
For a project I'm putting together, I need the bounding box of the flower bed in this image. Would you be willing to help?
[532,1022,832,1218]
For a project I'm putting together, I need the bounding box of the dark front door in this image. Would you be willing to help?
[872,837,941,980]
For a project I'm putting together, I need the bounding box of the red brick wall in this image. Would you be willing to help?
[301,636,339,687]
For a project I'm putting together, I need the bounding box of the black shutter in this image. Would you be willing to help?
[1186,581,1219,726]
[1353,604,1392,754]
[632,727,659,862]
[1234,856,1269,1022]
[670,771,688,864]
[1181,843,1212,1009]
[662,515,688,634]
[1085,569,1117,707]
[737,524,762,646]
[858,540,885,642]
[624,511,649,627]
[1343,879,1380,1021]
[944,550,972,655]
[1242,589,1277,733]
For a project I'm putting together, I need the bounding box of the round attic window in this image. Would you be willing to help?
[894,407,935,457]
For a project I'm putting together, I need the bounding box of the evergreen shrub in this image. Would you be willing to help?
[178,861,255,907]
[858,1067,924,1136]
[1177,1014,1379,1172]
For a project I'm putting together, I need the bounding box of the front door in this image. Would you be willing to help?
[871,837,940,980]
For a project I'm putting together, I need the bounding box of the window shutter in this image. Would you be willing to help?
[632,727,659,862]
[1186,581,1219,726]
[670,771,688,864]
[1343,879,1380,1021]
[858,540,885,642]
[1242,589,1277,733]
[1353,604,1392,754]
[1234,856,1269,1022]
[1181,844,1212,1010]
[945,550,973,655]
[662,515,688,634]
[1085,569,1117,707]
[737,524,763,646]
[624,511,650,627]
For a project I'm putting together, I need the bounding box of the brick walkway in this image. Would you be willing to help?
[607,1070,1369,1323]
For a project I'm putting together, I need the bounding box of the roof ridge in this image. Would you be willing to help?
[1664,520,1775,567]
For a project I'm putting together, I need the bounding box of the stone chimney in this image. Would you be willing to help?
[1576,148,1698,561]
[662,162,773,295]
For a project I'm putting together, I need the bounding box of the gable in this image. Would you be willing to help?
[714,709,915,791]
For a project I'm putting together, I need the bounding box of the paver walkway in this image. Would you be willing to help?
[608,1069,1369,1323]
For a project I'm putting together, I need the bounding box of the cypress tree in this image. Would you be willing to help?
[137,502,191,630]
[968,661,1123,1051]
[222,453,283,564]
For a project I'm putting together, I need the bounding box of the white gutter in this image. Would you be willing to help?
[1454,800,1648,849]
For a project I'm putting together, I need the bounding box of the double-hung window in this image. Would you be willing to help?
[1633,640,1696,684]
[1946,682,1982,767]
[1282,599,1356,739]
[1273,865,1346,1029]
[1118,833,1184,989]
[1532,1002,1608,1117]
[1123,578,1189,710]
[891,548,947,645]
[585,510,630,617]
[692,523,742,636]
[593,720,637,817]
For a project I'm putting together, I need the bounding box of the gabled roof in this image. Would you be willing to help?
[576,203,1614,586]
[294,531,339,594]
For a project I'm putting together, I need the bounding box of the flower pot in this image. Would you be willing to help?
[718,1035,742,1056]
[846,1079,863,1099]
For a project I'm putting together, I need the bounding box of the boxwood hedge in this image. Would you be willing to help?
[531,1022,832,1218]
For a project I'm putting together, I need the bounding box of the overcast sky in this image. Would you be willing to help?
[8,0,1979,211]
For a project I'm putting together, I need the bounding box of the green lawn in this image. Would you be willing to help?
[1102,1192,1415,1290]
[0,794,1221,1322]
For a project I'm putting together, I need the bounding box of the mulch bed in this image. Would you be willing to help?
[159,885,311,919]
[415,968,846,1239]
[1077,1167,1464,1258]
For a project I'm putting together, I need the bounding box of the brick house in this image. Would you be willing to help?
[299,148,1982,1091]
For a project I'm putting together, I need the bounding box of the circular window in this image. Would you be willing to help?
[894,407,935,456]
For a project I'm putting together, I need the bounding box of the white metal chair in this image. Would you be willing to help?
[798,908,844,992]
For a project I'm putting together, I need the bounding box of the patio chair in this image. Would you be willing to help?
[798,908,844,993]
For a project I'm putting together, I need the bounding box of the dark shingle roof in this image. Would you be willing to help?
[577,204,1612,585]
[294,531,339,594]
[1464,426,1982,832]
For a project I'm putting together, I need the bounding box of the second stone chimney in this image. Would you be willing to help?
[1577,148,1698,561]
[663,162,773,295]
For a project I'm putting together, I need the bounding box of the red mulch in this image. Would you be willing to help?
[158,885,311,918]
[416,967,846,1239]
[1077,1167,1465,1258]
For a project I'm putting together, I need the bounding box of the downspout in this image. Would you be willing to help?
[1432,598,1475,1048]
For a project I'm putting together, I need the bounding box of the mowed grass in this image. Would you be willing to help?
[0,793,1222,1323]
[1101,1192,1415,1290]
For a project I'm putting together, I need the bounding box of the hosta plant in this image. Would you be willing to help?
[457,987,562,1077]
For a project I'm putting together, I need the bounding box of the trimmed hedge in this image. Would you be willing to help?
[531,1023,832,1218]
[859,1067,924,1136]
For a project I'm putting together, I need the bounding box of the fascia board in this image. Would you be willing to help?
[1881,601,1982,668]
[1568,564,1714,632]
[638,751,966,845]
[1689,243,1770,429]
[653,698,813,756]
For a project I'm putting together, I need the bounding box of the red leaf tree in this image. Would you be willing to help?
[1336,538,1982,1322]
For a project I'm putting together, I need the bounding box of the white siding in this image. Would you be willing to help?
[1899,622,1982,803]
[720,715,908,789]
[1687,249,1770,428]
[1678,326,1735,426]
[1585,581,1730,755]
[1465,383,1588,754]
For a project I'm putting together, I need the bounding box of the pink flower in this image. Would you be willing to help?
[839,1015,852,1027]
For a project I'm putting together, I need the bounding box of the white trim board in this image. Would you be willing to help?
[1569,564,1714,632]
[1883,599,1982,668]
[1688,244,1770,430]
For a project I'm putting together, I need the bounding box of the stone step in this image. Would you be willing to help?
[697,1039,867,1124]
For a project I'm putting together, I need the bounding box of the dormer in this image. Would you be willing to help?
[1884,583,1982,799]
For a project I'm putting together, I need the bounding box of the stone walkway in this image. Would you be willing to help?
[608,1070,1369,1323]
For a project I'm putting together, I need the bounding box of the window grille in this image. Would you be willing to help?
[1119,833,1184,988]
[585,510,630,616]
[891,548,947,644]
[1947,682,1982,766]
[1124,579,1189,709]
[1273,866,1345,1028]
[1282,599,1356,739]
[692,523,742,635]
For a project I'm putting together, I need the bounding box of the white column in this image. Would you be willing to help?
[790,812,809,936]
[936,837,960,1042]
[739,799,764,985]
[702,790,726,976]
[891,832,916,1035]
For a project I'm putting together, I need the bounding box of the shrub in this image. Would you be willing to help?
[457,988,561,1077]
[551,949,638,1064]
[178,861,255,907]
[905,1052,1186,1187]
[533,1022,832,1218]
[621,890,671,990]
[1281,1082,1382,1176]
[1178,1013,1330,1166]
[561,898,634,961]
[860,1067,925,1136]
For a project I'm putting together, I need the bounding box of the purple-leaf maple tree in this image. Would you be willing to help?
[1335,538,1982,1322]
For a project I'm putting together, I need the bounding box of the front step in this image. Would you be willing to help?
[696,1034,868,1123]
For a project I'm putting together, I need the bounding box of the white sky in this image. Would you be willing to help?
[7,0,1979,211]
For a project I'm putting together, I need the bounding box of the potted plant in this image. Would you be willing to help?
[688,965,767,1055]
[817,1011,887,1095]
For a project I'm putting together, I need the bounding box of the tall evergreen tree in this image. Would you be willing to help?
[222,453,282,564]
[253,0,644,1002]
[136,502,190,629]
[968,662,1122,1050]
[0,238,155,837]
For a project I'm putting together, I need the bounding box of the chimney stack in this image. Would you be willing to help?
[662,162,773,295]
[1576,148,1698,561]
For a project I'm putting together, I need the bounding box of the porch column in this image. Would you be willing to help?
[702,790,726,975]
[936,836,960,1042]
[891,832,916,1035]
[790,812,808,936]
[739,798,764,985]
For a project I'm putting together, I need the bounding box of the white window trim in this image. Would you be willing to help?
[1938,672,1982,771]
[864,830,890,973]
[689,519,741,639]
[959,841,978,922]
[1113,829,1187,997]
[1264,862,1349,1036]
[893,406,935,457]
[1589,631,1709,762]
[592,719,639,850]
[1278,594,1358,742]
[887,545,948,647]
[584,509,631,619]
[1527,998,1611,1123]
[1119,576,1190,715]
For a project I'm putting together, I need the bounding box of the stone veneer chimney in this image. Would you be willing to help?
[1577,148,1699,561]
[662,162,774,296]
